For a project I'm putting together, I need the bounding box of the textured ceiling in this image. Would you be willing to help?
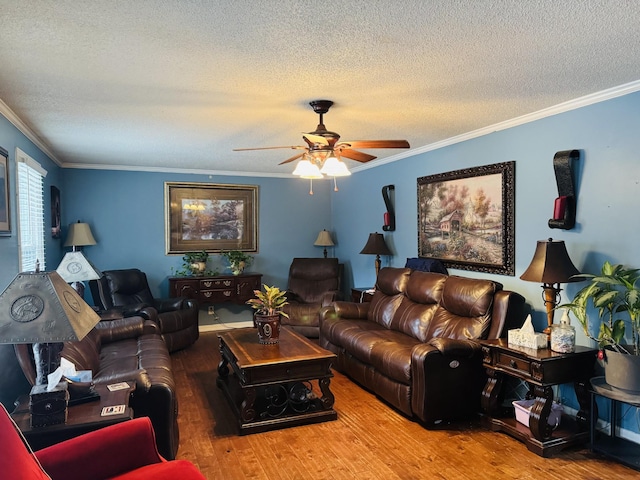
[1,1,640,176]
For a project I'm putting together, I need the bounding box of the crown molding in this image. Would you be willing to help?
[0,99,63,166]
[351,79,640,173]
[3,79,640,176]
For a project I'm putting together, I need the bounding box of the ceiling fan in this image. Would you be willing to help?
[234,100,410,191]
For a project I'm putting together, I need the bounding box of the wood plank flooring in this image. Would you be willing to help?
[171,331,638,479]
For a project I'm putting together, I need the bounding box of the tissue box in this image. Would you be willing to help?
[508,329,548,349]
[513,399,563,428]
[29,382,69,428]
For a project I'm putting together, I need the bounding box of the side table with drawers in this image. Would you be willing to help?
[169,273,262,306]
[479,339,596,457]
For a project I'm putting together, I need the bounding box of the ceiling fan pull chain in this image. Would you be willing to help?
[333,177,339,192]
[309,179,314,195]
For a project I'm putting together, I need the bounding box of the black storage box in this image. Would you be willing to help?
[29,382,69,428]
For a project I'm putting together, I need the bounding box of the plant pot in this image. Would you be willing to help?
[229,261,245,275]
[190,262,207,275]
[602,347,640,393]
[254,314,281,344]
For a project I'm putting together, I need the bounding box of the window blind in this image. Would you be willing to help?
[16,149,47,272]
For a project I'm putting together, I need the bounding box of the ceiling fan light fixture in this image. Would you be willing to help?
[320,156,351,177]
[292,159,323,179]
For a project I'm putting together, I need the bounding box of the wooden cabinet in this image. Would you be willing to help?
[169,273,262,306]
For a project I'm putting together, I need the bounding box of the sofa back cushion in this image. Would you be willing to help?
[61,328,102,374]
[368,268,410,328]
[389,271,447,341]
[426,275,500,340]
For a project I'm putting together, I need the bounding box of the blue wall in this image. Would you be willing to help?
[60,169,333,302]
[0,115,63,290]
[2,88,640,431]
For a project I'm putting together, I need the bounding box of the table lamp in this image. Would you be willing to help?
[314,229,335,258]
[61,220,99,297]
[0,270,101,426]
[360,232,392,279]
[520,238,581,338]
[63,221,97,251]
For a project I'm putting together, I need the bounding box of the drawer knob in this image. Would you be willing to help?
[509,359,517,368]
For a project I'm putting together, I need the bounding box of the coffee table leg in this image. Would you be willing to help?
[240,387,257,422]
[319,377,335,409]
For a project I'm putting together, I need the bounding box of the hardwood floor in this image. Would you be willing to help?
[172,331,637,479]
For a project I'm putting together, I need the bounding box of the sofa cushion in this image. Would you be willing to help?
[388,271,447,341]
[426,276,498,340]
[368,268,410,328]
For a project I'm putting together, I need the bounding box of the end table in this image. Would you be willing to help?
[11,382,135,451]
[480,339,596,457]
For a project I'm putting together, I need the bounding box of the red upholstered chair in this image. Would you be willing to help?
[0,403,206,480]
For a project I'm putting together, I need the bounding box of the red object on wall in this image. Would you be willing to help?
[553,196,567,220]
[384,212,390,227]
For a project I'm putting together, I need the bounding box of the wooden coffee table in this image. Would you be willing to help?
[217,326,337,434]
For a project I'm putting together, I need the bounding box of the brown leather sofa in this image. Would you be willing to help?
[15,315,180,461]
[90,268,199,352]
[282,257,342,338]
[320,267,525,426]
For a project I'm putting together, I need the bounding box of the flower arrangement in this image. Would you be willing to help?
[174,251,217,276]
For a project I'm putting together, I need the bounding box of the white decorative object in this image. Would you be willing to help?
[513,399,563,428]
[507,315,548,349]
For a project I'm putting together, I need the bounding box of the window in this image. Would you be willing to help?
[16,148,47,271]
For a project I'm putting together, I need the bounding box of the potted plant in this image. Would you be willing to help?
[246,284,289,344]
[559,261,640,391]
[220,250,253,275]
[175,251,215,276]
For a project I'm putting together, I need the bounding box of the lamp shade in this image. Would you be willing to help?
[56,251,102,283]
[360,233,392,256]
[63,222,97,248]
[520,238,581,284]
[0,271,100,344]
[314,229,335,247]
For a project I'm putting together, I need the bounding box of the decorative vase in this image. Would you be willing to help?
[190,262,207,275]
[254,314,281,344]
[602,347,640,392]
[229,261,245,276]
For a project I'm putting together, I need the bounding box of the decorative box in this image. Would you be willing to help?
[513,399,563,428]
[507,329,548,349]
[29,382,69,428]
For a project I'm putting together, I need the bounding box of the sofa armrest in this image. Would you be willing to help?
[153,296,188,313]
[333,300,370,319]
[427,338,482,357]
[487,290,526,340]
[410,340,485,426]
[95,316,147,343]
[320,289,342,306]
[36,417,164,480]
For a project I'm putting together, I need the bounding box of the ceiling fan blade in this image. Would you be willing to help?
[337,140,410,149]
[278,152,306,165]
[303,133,330,146]
[233,145,306,151]
[338,149,377,163]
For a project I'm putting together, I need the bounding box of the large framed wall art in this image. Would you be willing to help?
[417,161,515,276]
[0,146,10,235]
[165,182,258,254]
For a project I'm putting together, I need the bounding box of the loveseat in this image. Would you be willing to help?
[320,267,525,426]
[15,315,180,460]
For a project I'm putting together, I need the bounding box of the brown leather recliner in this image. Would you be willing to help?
[281,258,342,338]
[89,269,199,352]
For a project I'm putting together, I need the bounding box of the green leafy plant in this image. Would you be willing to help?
[559,261,640,355]
[174,250,217,276]
[246,284,289,317]
[220,250,253,274]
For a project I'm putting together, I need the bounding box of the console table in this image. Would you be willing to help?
[169,273,262,306]
[480,339,596,457]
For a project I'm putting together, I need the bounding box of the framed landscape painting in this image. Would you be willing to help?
[417,161,515,276]
[165,182,258,254]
